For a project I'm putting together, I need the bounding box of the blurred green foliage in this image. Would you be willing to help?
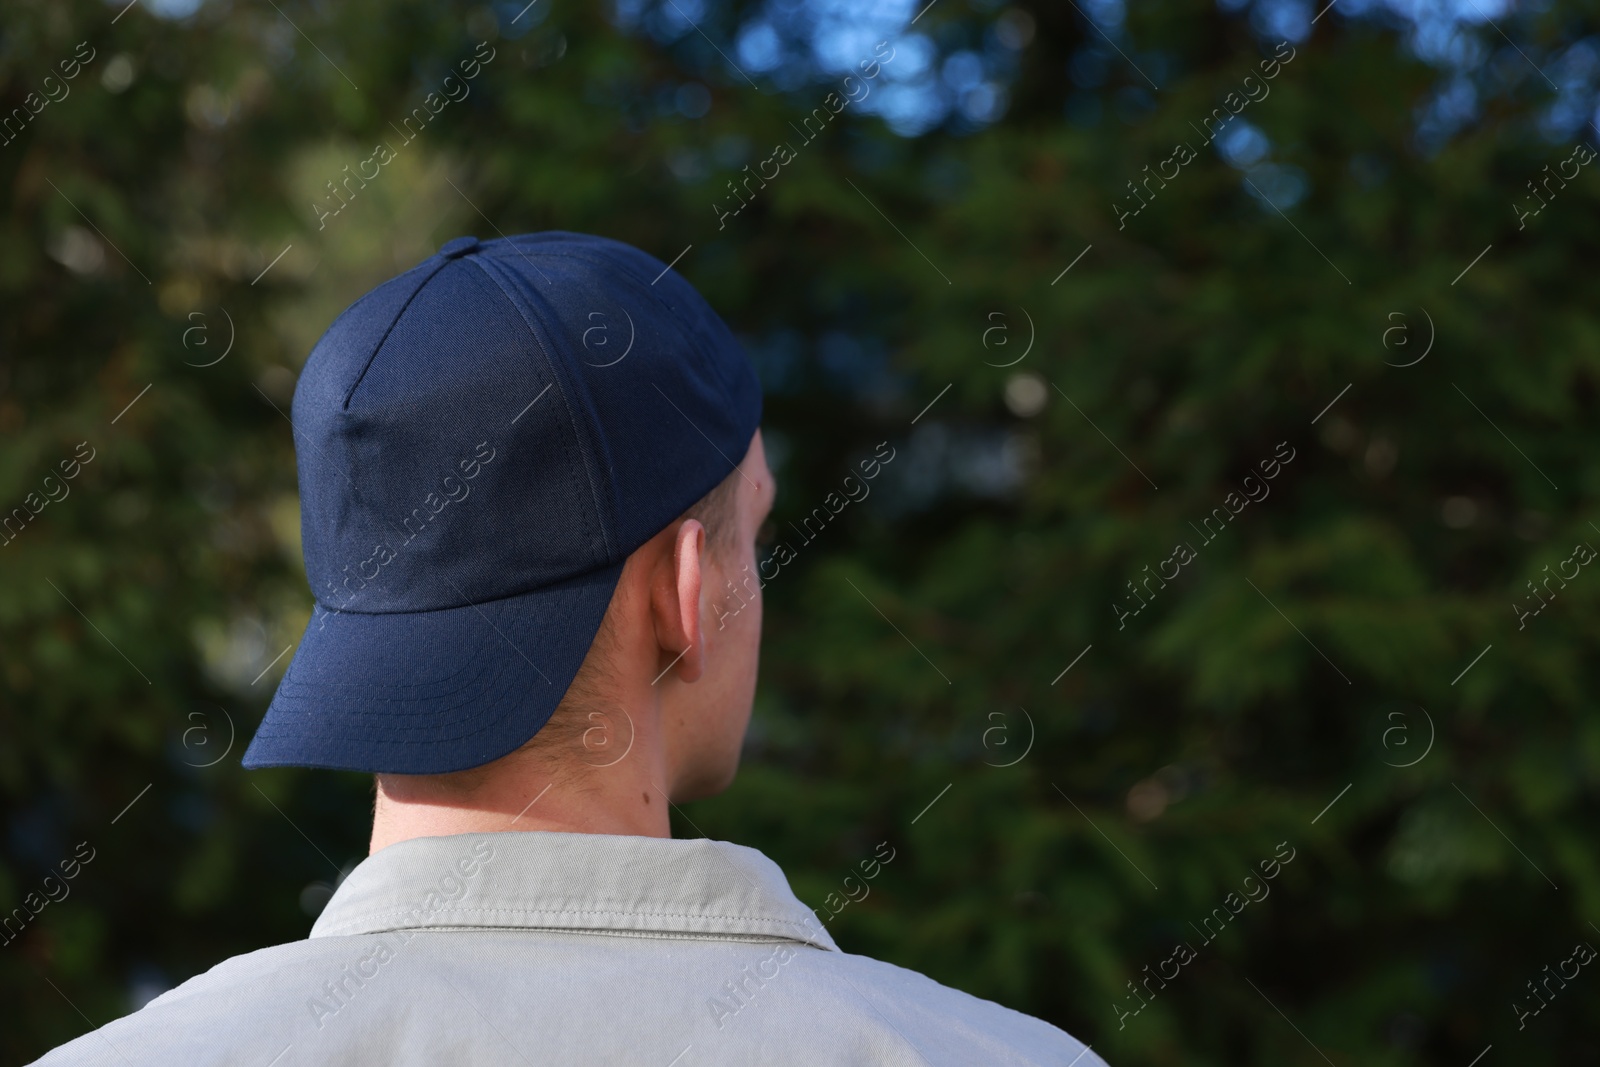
[3,0,1599,1063]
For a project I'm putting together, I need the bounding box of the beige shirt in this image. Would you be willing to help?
[32,831,1104,1066]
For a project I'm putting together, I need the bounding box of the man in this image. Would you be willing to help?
[34,232,1102,1066]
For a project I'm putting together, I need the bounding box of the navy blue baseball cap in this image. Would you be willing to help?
[241,232,761,774]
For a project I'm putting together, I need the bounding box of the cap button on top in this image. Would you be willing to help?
[439,236,481,260]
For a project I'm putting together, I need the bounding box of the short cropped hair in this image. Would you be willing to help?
[382,465,742,797]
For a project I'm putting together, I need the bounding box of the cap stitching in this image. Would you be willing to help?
[339,257,454,411]
[489,238,752,542]
[505,244,741,414]
[302,556,624,619]
[466,252,620,565]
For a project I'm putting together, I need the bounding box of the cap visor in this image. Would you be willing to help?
[241,561,624,774]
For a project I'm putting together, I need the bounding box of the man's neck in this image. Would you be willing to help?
[368,739,674,853]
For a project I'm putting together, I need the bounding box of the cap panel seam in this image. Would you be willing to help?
[489,243,749,535]
[339,258,454,410]
[466,253,620,565]
[503,245,741,413]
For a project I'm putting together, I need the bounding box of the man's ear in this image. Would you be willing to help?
[651,518,706,684]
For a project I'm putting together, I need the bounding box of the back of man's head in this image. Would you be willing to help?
[238,232,773,846]
[396,458,753,801]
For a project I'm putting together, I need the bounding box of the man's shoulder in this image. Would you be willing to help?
[785,944,1104,1067]
[27,930,1106,1067]
[27,936,348,1065]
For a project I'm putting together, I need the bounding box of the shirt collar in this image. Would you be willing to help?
[309,830,839,952]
